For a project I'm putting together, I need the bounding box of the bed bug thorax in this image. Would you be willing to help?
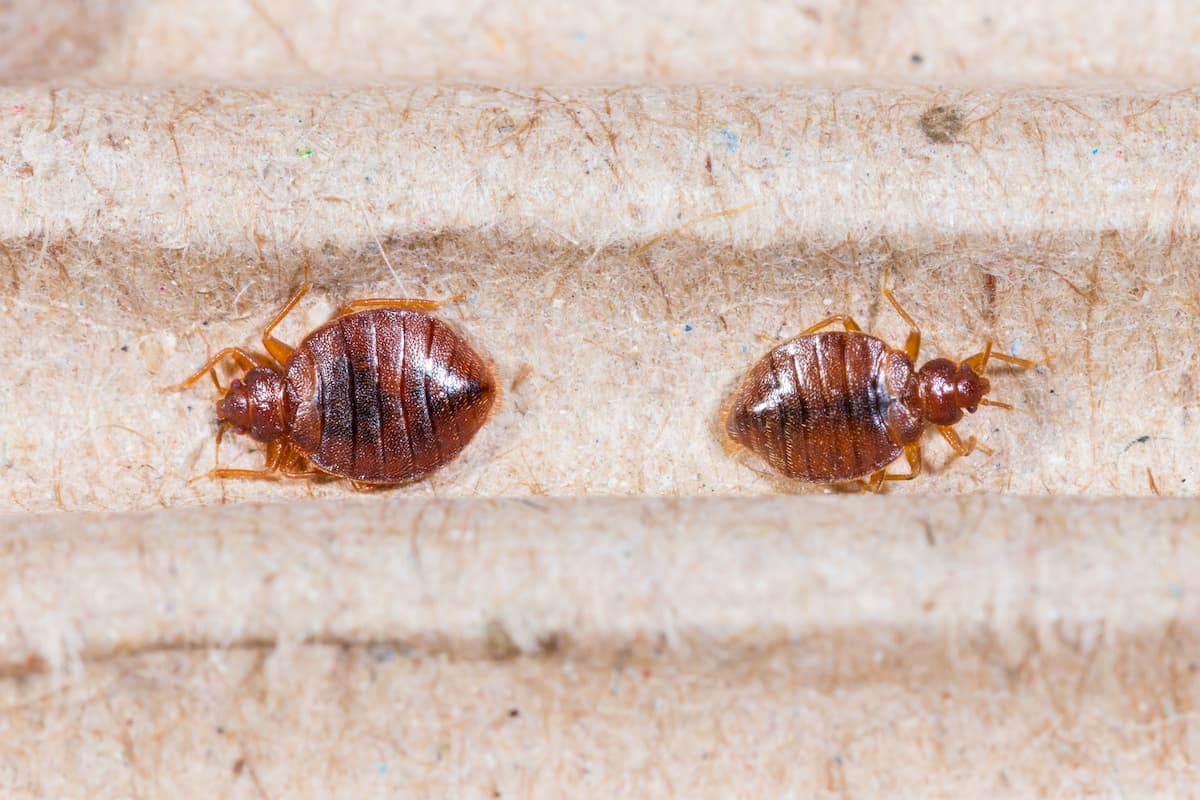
[723,276,1036,489]
[166,276,497,489]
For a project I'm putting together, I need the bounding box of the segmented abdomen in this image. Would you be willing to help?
[284,308,495,483]
[725,331,901,481]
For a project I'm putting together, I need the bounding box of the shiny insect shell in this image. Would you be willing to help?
[170,283,497,487]
[723,284,1034,488]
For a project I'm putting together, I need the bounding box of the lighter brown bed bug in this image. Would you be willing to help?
[166,280,497,489]
[723,276,1036,490]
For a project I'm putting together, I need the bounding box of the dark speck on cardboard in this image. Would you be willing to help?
[918,105,964,144]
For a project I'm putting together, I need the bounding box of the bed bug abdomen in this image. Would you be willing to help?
[284,308,495,484]
[725,331,919,482]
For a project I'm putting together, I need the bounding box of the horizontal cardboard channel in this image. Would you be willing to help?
[3,496,1196,672]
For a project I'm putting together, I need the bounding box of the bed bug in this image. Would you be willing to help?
[166,280,497,489]
[723,277,1035,489]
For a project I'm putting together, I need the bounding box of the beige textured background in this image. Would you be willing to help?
[2,0,1199,796]
[6,0,1200,84]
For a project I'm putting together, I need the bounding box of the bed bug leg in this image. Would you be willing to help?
[259,280,313,364]
[882,275,921,360]
[797,314,863,336]
[857,448,920,491]
[193,462,325,483]
[276,446,327,480]
[191,467,277,482]
[883,444,923,481]
[859,469,888,492]
[334,295,457,316]
[162,347,265,393]
[963,341,1038,373]
[937,426,993,459]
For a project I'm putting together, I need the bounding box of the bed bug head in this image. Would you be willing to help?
[918,341,1037,426]
[216,366,286,442]
[917,358,990,426]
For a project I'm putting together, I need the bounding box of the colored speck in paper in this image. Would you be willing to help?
[717,125,739,153]
[671,328,680,337]
[1116,149,1124,158]
[684,324,693,332]
[1091,148,1099,155]
[573,30,586,42]
[297,146,313,158]
[12,104,24,112]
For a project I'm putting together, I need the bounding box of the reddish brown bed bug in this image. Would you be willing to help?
[166,281,497,489]
[723,277,1036,489]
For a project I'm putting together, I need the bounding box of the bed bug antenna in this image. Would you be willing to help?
[979,396,1039,418]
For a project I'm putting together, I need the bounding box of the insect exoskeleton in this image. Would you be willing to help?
[723,278,1035,489]
[167,279,497,489]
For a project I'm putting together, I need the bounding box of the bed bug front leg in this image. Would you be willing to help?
[161,347,267,393]
[883,444,923,481]
[937,425,993,459]
[260,280,313,365]
[962,341,1038,373]
[196,453,325,483]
